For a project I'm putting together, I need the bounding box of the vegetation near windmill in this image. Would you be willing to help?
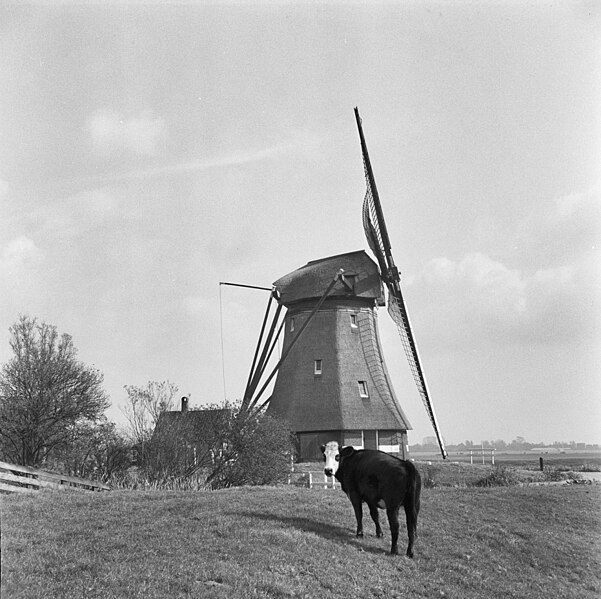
[142,401,295,489]
[142,401,231,482]
[121,380,179,446]
[45,418,132,483]
[206,409,295,489]
[0,315,109,467]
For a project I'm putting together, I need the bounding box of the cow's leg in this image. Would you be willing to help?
[404,502,418,558]
[386,506,400,555]
[349,492,364,537]
[367,502,383,537]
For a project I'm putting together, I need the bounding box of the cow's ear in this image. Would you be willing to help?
[340,446,355,459]
[320,444,326,455]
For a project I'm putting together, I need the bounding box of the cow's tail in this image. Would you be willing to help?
[405,460,421,535]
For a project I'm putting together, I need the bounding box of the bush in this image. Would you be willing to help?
[128,402,295,490]
[207,412,294,489]
[421,464,441,488]
[542,466,581,482]
[45,418,132,482]
[472,465,520,487]
[107,468,210,491]
[142,406,232,480]
[579,463,601,473]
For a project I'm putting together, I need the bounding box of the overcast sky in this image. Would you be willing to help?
[1,2,599,445]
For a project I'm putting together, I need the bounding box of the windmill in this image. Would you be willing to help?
[237,108,447,461]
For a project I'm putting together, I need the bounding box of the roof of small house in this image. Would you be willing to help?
[152,409,231,443]
[273,250,384,307]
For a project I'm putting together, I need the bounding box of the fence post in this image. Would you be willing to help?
[539,457,544,472]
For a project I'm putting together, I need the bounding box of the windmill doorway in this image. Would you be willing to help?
[364,430,377,450]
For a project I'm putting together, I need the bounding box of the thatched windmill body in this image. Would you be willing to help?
[267,250,412,460]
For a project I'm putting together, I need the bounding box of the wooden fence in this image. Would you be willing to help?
[0,460,110,494]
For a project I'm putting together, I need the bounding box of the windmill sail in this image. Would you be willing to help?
[355,107,448,459]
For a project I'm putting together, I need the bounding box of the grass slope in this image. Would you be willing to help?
[1,484,600,599]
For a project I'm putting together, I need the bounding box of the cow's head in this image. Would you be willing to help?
[321,441,355,478]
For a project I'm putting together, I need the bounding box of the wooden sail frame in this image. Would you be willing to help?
[354,107,448,459]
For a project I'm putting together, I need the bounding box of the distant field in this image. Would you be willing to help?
[412,449,601,469]
[2,463,600,599]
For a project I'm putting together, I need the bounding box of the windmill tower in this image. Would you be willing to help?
[267,250,412,461]
[239,108,447,462]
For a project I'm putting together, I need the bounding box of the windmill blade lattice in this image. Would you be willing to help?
[356,107,448,459]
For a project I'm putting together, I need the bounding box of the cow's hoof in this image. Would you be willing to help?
[406,551,414,559]
[376,531,384,538]
[356,532,364,538]
[390,548,399,556]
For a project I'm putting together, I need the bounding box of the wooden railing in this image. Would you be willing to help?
[0,460,110,494]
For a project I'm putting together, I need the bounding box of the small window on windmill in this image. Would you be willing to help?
[350,313,358,328]
[358,381,369,398]
[314,359,322,375]
[290,318,295,332]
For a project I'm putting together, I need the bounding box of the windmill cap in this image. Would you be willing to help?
[273,250,385,306]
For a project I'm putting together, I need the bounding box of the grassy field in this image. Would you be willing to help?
[1,467,600,599]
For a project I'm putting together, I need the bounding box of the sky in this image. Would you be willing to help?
[1,1,599,446]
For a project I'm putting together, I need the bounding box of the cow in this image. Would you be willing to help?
[321,441,421,558]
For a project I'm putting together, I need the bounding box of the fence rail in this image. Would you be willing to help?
[0,460,110,494]
[288,471,337,489]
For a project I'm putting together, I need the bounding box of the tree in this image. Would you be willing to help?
[122,380,178,446]
[46,418,132,482]
[0,316,109,466]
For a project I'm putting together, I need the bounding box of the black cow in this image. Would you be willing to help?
[321,441,421,557]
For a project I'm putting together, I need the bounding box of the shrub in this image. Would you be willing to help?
[542,466,582,482]
[472,465,520,487]
[120,399,294,490]
[579,463,601,473]
[107,468,210,491]
[207,412,294,489]
[421,464,441,488]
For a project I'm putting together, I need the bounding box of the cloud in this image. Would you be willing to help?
[412,184,601,348]
[552,185,600,221]
[88,109,167,157]
[34,189,120,242]
[518,184,601,265]
[415,250,598,347]
[1,236,43,274]
[0,236,44,308]
[0,178,9,199]
[77,139,295,186]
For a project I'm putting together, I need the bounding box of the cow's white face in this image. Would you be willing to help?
[321,441,340,478]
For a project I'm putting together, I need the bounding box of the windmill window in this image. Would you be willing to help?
[358,381,369,398]
[290,318,295,332]
[314,359,322,375]
[378,430,399,445]
[350,314,358,328]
